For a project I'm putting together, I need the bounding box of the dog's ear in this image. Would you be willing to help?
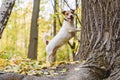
[71,9,75,13]
[62,11,66,15]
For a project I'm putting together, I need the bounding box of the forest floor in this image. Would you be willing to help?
[0,61,81,80]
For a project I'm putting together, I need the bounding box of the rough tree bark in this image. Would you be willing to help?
[73,0,120,79]
[0,0,16,38]
[28,0,40,60]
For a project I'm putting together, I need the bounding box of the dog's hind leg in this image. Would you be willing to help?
[46,46,59,63]
[51,50,57,62]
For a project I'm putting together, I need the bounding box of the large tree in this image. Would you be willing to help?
[72,0,120,79]
[28,0,40,59]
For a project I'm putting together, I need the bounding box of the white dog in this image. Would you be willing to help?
[45,10,80,63]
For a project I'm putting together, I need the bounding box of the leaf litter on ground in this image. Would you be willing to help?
[0,56,86,76]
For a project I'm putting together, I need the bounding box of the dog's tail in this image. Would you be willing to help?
[43,31,51,45]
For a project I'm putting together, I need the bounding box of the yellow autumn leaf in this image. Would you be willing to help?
[0,58,9,69]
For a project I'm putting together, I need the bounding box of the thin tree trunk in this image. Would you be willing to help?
[53,0,57,36]
[0,0,16,38]
[28,0,40,60]
[72,0,79,61]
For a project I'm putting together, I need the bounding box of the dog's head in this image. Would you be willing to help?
[62,9,75,22]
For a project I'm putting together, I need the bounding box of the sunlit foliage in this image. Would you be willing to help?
[0,0,81,63]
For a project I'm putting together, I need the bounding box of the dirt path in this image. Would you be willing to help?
[0,62,80,80]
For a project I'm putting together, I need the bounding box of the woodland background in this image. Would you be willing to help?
[0,0,81,61]
[0,0,82,75]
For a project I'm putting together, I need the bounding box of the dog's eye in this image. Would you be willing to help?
[71,12,74,14]
[66,13,69,15]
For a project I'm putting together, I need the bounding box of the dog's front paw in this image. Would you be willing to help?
[69,30,72,32]
[69,30,74,33]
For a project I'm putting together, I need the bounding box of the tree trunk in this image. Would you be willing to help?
[74,0,120,79]
[53,0,57,36]
[71,0,79,61]
[28,0,40,60]
[0,0,16,38]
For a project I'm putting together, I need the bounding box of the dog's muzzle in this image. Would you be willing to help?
[65,15,74,22]
[67,15,74,21]
[70,15,74,19]
[69,14,74,20]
